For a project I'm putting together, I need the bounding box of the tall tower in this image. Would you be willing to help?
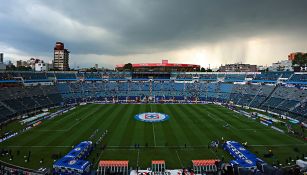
[53,42,70,71]
[0,53,3,63]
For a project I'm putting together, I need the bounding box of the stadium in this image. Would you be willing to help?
[0,70,306,175]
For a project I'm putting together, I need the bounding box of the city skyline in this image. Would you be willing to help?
[0,0,307,69]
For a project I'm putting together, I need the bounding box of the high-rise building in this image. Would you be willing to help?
[53,42,70,71]
[0,53,5,70]
[0,53,3,63]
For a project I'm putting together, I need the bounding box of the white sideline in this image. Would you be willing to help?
[249,143,307,147]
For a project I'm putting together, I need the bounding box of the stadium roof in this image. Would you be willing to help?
[116,60,200,68]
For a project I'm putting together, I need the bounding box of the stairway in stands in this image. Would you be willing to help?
[258,84,279,108]
[0,100,16,114]
[289,96,307,112]
[248,85,262,107]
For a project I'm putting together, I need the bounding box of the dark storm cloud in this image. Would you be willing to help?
[40,0,307,51]
[0,0,307,63]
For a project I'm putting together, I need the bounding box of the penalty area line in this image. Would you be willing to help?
[176,150,184,168]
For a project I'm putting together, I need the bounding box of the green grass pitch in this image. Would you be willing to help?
[0,104,306,170]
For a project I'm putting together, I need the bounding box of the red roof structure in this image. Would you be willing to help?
[192,159,219,166]
[116,63,200,68]
[98,160,129,167]
[97,160,129,175]
[192,160,220,174]
[152,160,165,165]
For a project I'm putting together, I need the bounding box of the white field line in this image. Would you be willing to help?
[249,143,307,147]
[95,146,106,166]
[208,148,219,159]
[150,101,156,147]
[152,123,156,147]
[175,150,183,167]
[36,121,81,132]
[216,117,236,129]
[207,113,219,122]
[37,107,99,132]
[54,110,77,123]
[207,112,237,129]
[5,145,72,148]
[6,143,305,149]
[104,143,307,148]
[136,149,140,169]
[235,128,272,131]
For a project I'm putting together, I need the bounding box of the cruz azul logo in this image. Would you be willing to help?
[134,112,170,123]
[145,113,160,119]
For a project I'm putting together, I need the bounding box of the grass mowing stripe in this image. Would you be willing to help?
[131,105,147,146]
[104,105,132,146]
[152,123,156,147]
[203,105,264,144]
[1,104,306,169]
[58,105,109,146]
[161,105,191,146]
[175,150,183,167]
[39,105,93,131]
[185,104,223,141]
[170,104,204,146]
[150,104,157,147]
[156,105,179,147]
[199,105,281,146]
[187,104,225,142]
[3,105,91,146]
[35,105,107,162]
[143,104,154,147]
[212,105,304,145]
[204,105,306,163]
[151,104,168,147]
[118,105,138,146]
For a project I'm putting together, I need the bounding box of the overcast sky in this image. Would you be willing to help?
[1,0,307,69]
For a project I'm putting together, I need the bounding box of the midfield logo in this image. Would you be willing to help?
[144,113,160,119]
[135,112,169,123]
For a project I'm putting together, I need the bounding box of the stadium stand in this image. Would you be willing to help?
[288,73,307,84]
[253,72,282,82]
[199,74,218,81]
[224,74,246,82]
[20,72,48,82]
[0,85,62,120]
[55,72,77,80]
[0,71,307,123]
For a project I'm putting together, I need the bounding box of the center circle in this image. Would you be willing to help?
[134,112,170,123]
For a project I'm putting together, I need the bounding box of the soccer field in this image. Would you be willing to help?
[0,104,306,170]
